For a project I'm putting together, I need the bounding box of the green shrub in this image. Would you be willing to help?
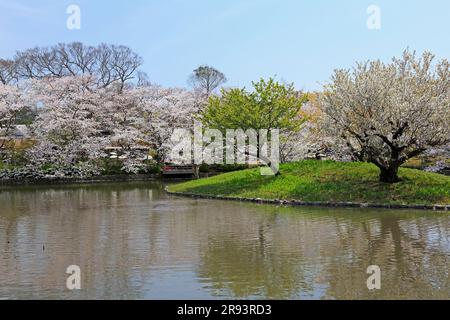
[99,158,123,175]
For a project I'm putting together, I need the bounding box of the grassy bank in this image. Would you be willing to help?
[168,160,450,206]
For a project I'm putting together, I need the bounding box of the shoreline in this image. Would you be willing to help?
[0,172,219,188]
[0,174,161,187]
[165,187,450,211]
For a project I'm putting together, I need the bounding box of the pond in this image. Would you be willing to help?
[0,181,449,299]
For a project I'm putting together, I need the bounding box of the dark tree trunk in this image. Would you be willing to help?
[193,164,200,179]
[379,165,400,183]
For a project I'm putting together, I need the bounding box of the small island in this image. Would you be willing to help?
[168,160,450,209]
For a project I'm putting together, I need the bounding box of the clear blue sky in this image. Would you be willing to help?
[1,0,449,91]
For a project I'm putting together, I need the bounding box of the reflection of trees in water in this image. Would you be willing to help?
[195,207,450,299]
[325,215,450,299]
[0,182,166,299]
[1,186,449,299]
[196,213,314,299]
[195,207,344,299]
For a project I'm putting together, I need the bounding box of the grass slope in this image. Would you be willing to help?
[168,160,450,205]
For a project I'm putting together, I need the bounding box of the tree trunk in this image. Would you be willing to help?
[193,164,200,179]
[379,165,400,183]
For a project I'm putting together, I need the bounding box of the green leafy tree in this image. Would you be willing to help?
[203,78,307,132]
[201,78,308,170]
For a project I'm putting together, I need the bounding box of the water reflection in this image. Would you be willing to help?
[0,182,449,299]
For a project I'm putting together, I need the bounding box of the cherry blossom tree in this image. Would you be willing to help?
[0,84,28,157]
[423,144,450,173]
[100,84,152,173]
[28,76,107,169]
[140,86,204,162]
[320,50,450,183]
[1,43,207,177]
[26,76,202,175]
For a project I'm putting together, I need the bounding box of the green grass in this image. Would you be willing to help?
[168,160,450,205]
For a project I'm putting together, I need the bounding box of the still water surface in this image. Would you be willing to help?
[0,181,449,299]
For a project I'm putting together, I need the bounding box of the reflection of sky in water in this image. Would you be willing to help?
[0,182,449,300]
[139,268,220,300]
[426,225,450,251]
